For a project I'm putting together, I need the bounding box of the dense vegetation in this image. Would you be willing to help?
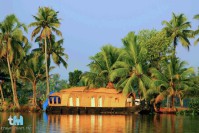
[0,7,199,111]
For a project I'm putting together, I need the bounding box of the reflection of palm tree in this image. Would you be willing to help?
[162,13,193,56]
[110,32,151,99]
[32,113,36,133]
[29,7,62,97]
[0,14,28,108]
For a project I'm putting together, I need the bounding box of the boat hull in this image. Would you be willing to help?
[46,106,141,115]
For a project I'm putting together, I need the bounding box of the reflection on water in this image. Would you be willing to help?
[0,112,199,133]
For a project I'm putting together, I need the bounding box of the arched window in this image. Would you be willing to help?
[91,97,95,107]
[76,97,80,106]
[54,97,57,104]
[98,97,102,107]
[58,97,61,104]
[49,97,53,104]
[49,96,61,104]
[69,97,73,106]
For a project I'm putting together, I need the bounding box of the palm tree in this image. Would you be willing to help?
[162,13,193,56]
[0,14,28,109]
[193,14,199,45]
[0,59,8,102]
[81,72,106,88]
[20,52,46,107]
[34,35,68,79]
[29,7,62,97]
[150,58,194,108]
[0,80,4,102]
[81,45,121,88]
[110,32,151,99]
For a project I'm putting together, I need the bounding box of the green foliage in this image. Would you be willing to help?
[29,6,63,97]
[137,29,172,68]
[162,13,193,55]
[193,14,199,45]
[69,70,83,87]
[29,7,62,40]
[17,82,31,104]
[81,45,121,88]
[150,57,195,107]
[188,98,199,114]
[110,32,152,98]
[50,74,69,91]
[0,106,3,112]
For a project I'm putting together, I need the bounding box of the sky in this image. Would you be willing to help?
[0,0,199,79]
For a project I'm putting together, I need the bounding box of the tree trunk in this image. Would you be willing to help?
[0,83,4,102]
[45,38,50,97]
[32,81,37,107]
[179,98,184,107]
[13,78,20,109]
[6,56,19,108]
[171,95,175,108]
[173,45,176,58]
[173,38,177,58]
[166,96,170,108]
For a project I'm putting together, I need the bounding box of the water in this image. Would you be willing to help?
[0,112,199,133]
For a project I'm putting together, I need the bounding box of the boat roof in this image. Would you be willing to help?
[59,86,120,94]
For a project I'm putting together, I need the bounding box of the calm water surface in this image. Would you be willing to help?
[0,112,199,133]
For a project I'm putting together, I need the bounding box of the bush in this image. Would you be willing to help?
[0,106,3,112]
[189,98,199,111]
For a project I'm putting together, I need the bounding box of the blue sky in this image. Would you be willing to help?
[0,0,199,79]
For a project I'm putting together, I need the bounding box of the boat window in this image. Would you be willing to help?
[58,97,61,104]
[49,97,52,104]
[49,96,61,104]
[115,97,119,102]
[54,97,57,104]
[76,97,80,106]
[69,97,73,106]
[91,97,95,107]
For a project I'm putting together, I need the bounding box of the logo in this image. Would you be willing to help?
[8,115,23,126]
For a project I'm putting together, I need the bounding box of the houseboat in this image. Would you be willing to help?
[46,87,140,114]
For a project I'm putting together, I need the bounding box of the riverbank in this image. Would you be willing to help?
[156,107,189,114]
[0,103,42,112]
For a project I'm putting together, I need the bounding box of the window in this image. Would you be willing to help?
[76,97,80,106]
[58,97,61,104]
[69,97,73,106]
[115,97,119,102]
[49,97,52,104]
[98,97,102,107]
[91,97,95,107]
[54,97,57,104]
[49,96,61,104]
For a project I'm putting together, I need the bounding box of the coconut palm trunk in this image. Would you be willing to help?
[0,83,4,102]
[6,56,20,108]
[13,78,20,108]
[45,38,50,97]
[179,98,184,107]
[171,94,175,108]
[166,96,169,107]
[32,81,37,107]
